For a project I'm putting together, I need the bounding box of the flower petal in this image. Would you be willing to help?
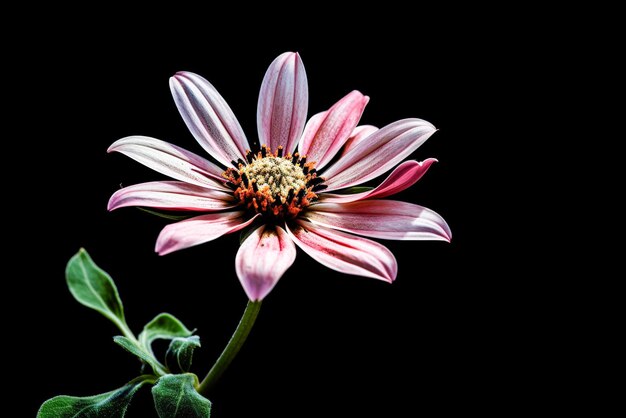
[322,119,436,191]
[156,212,260,255]
[320,159,437,203]
[304,200,451,242]
[286,220,397,283]
[298,91,369,169]
[341,125,379,157]
[108,136,229,190]
[257,52,308,154]
[108,181,236,211]
[236,225,296,301]
[170,72,249,167]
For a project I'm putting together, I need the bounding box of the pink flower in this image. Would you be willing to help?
[108,52,451,301]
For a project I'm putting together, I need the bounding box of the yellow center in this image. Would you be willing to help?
[223,146,325,219]
[243,156,307,201]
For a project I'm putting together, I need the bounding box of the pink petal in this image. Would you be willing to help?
[298,91,369,169]
[286,220,397,283]
[108,136,229,190]
[320,159,437,203]
[108,181,236,212]
[341,125,379,157]
[257,52,308,154]
[322,119,436,192]
[304,200,451,242]
[170,72,249,167]
[156,212,260,255]
[236,225,296,301]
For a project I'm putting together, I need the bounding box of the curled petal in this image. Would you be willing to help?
[156,212,259,255]
[298,91,369,169]
[236,225,296,301]
[341,125,379,157]
[286,220,397,283]
[305,200,451,242]
[320,159,437,203]
[257,52,308,154]
[322,119,436,191]
[108,136,229,190]
[170,72,249,166]
[108,181,236,211]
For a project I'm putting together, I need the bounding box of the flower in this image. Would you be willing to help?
[108,52,451,301]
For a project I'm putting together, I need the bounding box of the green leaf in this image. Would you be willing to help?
[114,336,167,376]
[138,207,191,221]
[139,313,193,353]
[152,374,211,417]
[37,377,150,418]
[66,249,126,328]
[166,336,201,373]
[341,186,374,194]
[239,224,257,244]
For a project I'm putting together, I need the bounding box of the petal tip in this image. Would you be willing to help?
[244,290,266,302]
[155,243,170,256]
[107,139,123,153]
[421,157,439,166]
[106,197,116,211]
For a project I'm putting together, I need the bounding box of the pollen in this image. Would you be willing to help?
[223,145,326,219]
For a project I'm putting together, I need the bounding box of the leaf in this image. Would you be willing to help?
[114,336,167,376]
[341,186,374,194]
[66,249,126,328]
[37,377,150,418]
[166,336,201,373]
[138,207,192,221]
[139,313,193,354]
[239,224,256,244]
[152,374,211,418]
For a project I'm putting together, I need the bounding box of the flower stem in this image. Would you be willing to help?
[197,300,262,395]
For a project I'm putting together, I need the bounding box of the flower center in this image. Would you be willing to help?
[223,146,326,219]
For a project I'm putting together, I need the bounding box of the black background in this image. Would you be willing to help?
[12,19,529,417]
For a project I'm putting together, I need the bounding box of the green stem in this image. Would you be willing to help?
[197,300,262,395]
[118,321,140,346]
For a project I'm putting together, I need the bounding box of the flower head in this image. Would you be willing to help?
[108,52,451,301]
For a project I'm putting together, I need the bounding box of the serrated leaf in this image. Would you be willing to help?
[166,336,201,373]
[139,313,193,354]
[138,207,192,221]
[152,374,211,417]
[114,336,167,376]
[37,377,149,418]
[66,249,126,328]
[341,186,374,194]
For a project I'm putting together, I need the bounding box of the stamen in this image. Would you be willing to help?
[225,147,326,219]
[308,176,325,186]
